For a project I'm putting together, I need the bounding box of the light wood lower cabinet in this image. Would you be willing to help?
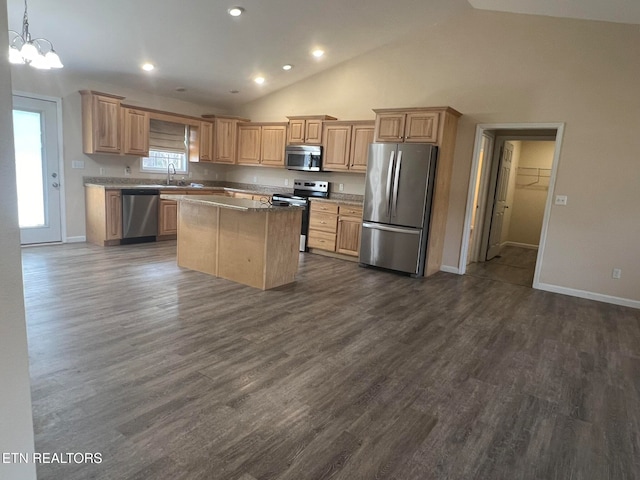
[308,201,363,257]
[85,186,122,246]
[336,205,363,256]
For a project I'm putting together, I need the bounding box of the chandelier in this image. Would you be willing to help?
[8,0,63,69]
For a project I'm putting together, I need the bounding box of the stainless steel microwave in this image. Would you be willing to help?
[285,145,322,171]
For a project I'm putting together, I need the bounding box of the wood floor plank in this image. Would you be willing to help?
[19,241,640,480]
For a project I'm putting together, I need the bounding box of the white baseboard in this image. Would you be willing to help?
[505,241,538,250]
[535,282,640,310]
[65,236,86,243]
[440,265,460,274]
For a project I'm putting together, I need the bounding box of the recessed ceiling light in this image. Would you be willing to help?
[254,76,265,85]
[175,87,186,92]
[142,63,155,71]
[228,6,244,16]
[230,89,240,94]
[282,64,293,71]
[312,49,324,58]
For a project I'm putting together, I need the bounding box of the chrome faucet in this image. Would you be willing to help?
[166,162,176,185]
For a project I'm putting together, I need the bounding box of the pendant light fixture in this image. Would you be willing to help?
[8,0,63,69]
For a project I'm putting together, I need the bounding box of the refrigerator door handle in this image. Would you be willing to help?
[391,150,402,217]
[385,150,396,217]
[362,222,421,235]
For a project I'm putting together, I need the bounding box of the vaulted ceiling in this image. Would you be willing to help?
[6,0,637,108]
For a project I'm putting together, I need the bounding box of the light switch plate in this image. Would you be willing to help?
[71,160,85,169]
[555,195,568,206]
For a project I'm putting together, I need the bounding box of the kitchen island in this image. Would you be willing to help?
[164,194,302,290]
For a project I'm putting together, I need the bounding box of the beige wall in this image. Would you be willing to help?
[236,9,640,303]
[10,69,229,239]
[508,141,555,246]
[0,2,37,478]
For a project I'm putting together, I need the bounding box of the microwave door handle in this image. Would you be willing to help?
[386,150,395,217]
[391,150,402,218]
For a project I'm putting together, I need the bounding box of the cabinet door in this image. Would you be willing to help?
[261,126,287,167]
[158,199,178,235]
[93,96,121,153]
[404,112,439,143]
[305,120,323,144]
[350,123,375,172]
[374,113,405,143]
[200,122,214,161]
[237,125,262,165]
[336,218,362,256]
[214,118,237,163]
[105,190,122,240]
[322,124,351,171]
[122,108,149,156]
[288,120,305,144]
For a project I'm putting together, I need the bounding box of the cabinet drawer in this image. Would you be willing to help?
[310,202,339,215]
[309,212,338,233]
[308,230,336,251]
[338,205,363,218]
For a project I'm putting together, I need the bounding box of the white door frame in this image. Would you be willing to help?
[458,122,565,289]
[12,91,67,243]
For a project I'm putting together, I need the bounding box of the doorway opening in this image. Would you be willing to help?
[459,123,565,289]
[12,93,64,245]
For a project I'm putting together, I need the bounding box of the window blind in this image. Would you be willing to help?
[149,119,187,152]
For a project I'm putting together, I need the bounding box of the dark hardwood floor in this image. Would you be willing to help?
[21,241,640,480]
[466,246,538,287]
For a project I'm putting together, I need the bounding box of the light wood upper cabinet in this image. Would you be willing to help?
[373,108,441,143]
[214,117,238,164]
[286,115,337,145]
[122,107,149,156]
[322,121,374,173]
[80,91,124,154]
[237,124,262,165]
[350,123,375,172]
[199,121,214,162]
[323,123,352,171]
[237,123,287,167]
[260,125,287,167]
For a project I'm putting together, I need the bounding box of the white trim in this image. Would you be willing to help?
[504,241,538,250]
[65,236,86,243]
[439,265,460,274]
[537,282,640,310]
[12,91,67,242]
[532,124,564,290]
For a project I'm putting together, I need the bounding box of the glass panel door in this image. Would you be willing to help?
[12,95,62,244]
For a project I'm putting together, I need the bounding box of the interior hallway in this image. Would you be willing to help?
[466,245,537,287]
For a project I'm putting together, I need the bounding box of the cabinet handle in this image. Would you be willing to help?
[320,221,326,224]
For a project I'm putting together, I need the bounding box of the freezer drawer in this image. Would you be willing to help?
[359,222,427,276]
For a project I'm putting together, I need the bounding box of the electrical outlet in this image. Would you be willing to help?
[284,179,289,186]
[555,195,568,206]
[124,166,131,176]
[215,173,219,180]
[339,183,344,192]
[188,171,193,179]
[204,169,209,175]
[99,167,106,175]
[253,176,258,183]
[612,268,622,279]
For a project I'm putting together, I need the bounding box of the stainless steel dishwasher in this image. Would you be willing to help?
[121,189,159,243]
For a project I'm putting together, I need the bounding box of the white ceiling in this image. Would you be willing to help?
[6,0,636,109]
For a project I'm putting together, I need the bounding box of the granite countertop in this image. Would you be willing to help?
[85,183,223,191]
[161,194,301,212]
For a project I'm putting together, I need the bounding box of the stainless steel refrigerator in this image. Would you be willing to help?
[359,143,438,276]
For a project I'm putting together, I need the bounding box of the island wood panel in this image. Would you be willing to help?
[263,209,304,289]
[176,202,219,276]
[217,208,301,290]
